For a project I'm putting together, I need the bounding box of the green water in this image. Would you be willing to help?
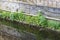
[0,19,60,40]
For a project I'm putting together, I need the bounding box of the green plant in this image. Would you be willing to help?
[1,10,60,30]
[12,12,19,20]
[39,15,47,27]
[0,11,10,19]
[25,15,32,24]
[0,10,3,13]
[37,11,47,27]
[1,11,9,18]
[48,20,60,29]
[9,12,15,21]
[31,16,39,25]
[18,12,25,21]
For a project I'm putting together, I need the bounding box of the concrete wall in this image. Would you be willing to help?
[0,1,60,19]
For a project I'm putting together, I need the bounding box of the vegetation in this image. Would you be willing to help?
[0,10,60,30]
[0,10,46,26]
[47,20,60,30]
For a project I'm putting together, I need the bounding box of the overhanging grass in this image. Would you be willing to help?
[47,20,60,30]
[0,10,60,30]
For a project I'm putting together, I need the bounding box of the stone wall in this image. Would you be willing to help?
[0,1,60,19]
[0,1,19,12]
[1,0,60,8]
[0,18,60,40]
[0,24,36,40]
[0,1,60,13]
[0,1,60,14]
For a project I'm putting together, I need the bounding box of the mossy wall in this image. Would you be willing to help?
[0,18,60,40]
[0,19,36,40]
[0,1,60,40]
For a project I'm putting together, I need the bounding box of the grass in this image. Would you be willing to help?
[47,20,60,30]
[0,10,60,30]
[0,10,60,40]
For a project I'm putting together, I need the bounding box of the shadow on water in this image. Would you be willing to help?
[0,18,60,40]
